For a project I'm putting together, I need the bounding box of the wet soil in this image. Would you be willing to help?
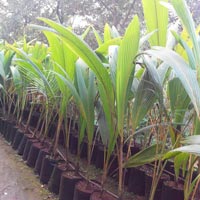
[0,136,58,200]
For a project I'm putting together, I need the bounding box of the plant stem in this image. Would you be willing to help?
[101,159,108,190]
[118,135,124,200]
[65,117,71,164]
[87,143,92,180]
[53,115,63,156]
[25,102,34,133]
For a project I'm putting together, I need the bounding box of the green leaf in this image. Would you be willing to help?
[0,51,6,78]
[139,30,157,48]
[96,100,110,146]
[109,45,118,88]
[44,30,76,106]
[171,0,200,66]
[168,77,190,123]
[124,144,163,168]
[104,23,112,42]
[95,37,121,55]
[79,117,86,146]
[10,66,23,96]
[172,31,196,70]
[76,64,95,146]
[116,15,140,135]
[92,26,103,46]
[146,47,200,119]
[81,26,91,40]
[111,26,120,38]
[31,42,48,62]
[132,56,163,130]
[170,145,200,156]
[37,18,115,121]
[142,0,168,46]
[53,71,86,120]
[174,152,189,181]
[3,50,15,77]
[7,44,55,100]
[182,135,200,145]
[163,150,181,160]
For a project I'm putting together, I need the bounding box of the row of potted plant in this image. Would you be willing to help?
[0,113,184,200]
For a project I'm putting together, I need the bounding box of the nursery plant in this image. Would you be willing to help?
[8,41,59,142]
[145,0,200,199]
[34,13,171,200]
[0,47,15,119]
[122,1,171,199]
[42,31,77,160]
[35,17,138,199]
[34,16,117,184]
[43,26,94,163]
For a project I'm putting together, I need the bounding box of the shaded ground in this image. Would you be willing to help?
[0,136,58,200]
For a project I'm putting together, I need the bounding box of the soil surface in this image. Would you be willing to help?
[0,136,58,200]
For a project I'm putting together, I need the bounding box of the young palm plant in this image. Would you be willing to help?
[54,58,97,181]
[34,17,117,191]
[8,42,58,145]
[42,31,77,161]
[0,48,15,119]
[42,26,92,163]
[146,0,200,199]
[34,16,164,200]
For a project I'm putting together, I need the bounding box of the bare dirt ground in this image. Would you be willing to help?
[0,136,58,200]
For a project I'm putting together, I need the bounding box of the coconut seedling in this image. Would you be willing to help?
[35,14,172,200]
[42,26,92,165]
[0,47,15,119]
[122,1,171,199]
[33,19,120,200]
[8,41,58,144]
[10,40,50,132]
[147,0,200,199]
[47,58,99,200]
[35,16,152,200]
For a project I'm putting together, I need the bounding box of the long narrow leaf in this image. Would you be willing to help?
[124,144,163,168]
[146,47,200,119]
[116,15,140,135]
[142,0,168,46]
